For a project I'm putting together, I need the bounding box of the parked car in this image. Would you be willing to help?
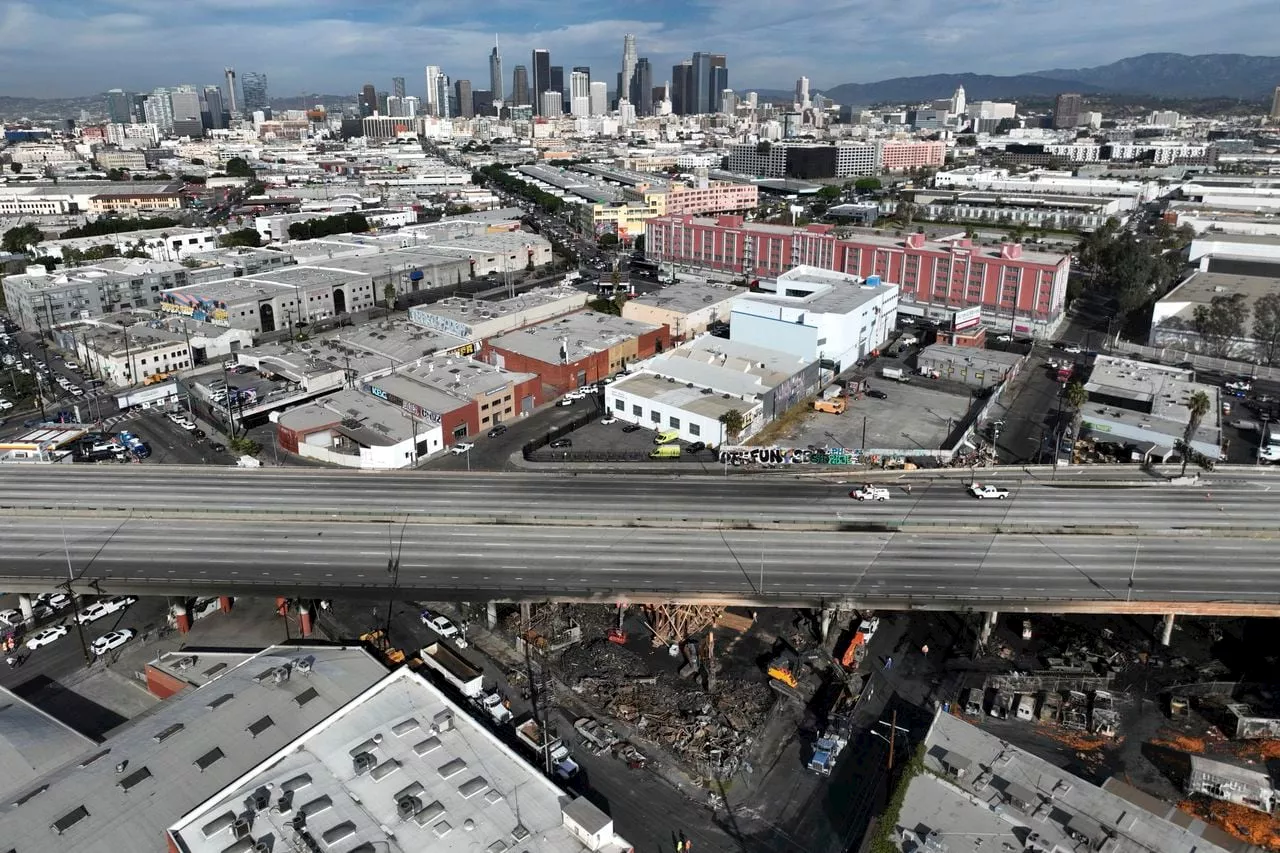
[26,625,70,650]
[449,442,474,455]
[549,438,572,448]
[210,442,227,453]
[487,424,508,438]
[76,603,112,624]
[621,424,642,433]
[600,416,617,425]
[557,397,578,407]
[866,389,888,400]
[686,441,706,454]
[104,595,137,613]
[90,629,136,656]
[422,614,459,638]
[0,608,22,627]
[36,592,70,610]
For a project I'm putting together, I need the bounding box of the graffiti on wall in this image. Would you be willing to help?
[160,292,229,326]
[716,446,909,466]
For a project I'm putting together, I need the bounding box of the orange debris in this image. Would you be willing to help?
[1178,798,1280,850]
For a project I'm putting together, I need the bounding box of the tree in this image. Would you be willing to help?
[1252,292,1280,365]
[2,223,43,254]
[1192,292,1247,357]
[633,234,645,254]
[719,409,745,444]
[1181,390,1212,476]
[853,177,882,192]
[224,157,254,178]
[8,163,20,174]
[219,228,261,248]
[598,232,619,248]
[816,185,842,201]
[1064,380,1088,442]
[384,282,396,309]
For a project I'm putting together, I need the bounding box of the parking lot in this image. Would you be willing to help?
[786,375,977,454]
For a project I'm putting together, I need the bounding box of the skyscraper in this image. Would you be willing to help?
[539,90,562,118]
[143,89,175,133]
[1053,93,1082,129]
[201,85,225,130]
[795,76,810,110]
[531,49,550,115]
[490,38,504,105]
[1270,86,1280,121]
[392,77,406,99]
[241,71,269,118]
[512,65,530,107]
[620,34,637,114]
[709,55,728,113]
[424,66,443,116]
[403,96,420,117]
[454,80,474,118]
[436,74,452,119]
[570,70,591,117]
[671,61,692,115]
[691,53,712,114]
[359,83,377,117]
[105,89,132,124]
[634,58,653,116]
[550,66,566,112]
[223,68,238,116]
[590,81,608,116]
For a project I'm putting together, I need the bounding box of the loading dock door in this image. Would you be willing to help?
[521,395,534,414]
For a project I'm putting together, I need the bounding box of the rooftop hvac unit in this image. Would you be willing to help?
[352,753,376,776]
[396,796,422,820]
[232,819,251,839]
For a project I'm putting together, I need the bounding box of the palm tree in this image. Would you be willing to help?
[1180,390,1211,476]
[1063,381,1088,446]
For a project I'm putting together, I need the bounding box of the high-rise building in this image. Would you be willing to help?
[950,85,966,117]
[795,77,810,110]
[386,96,404,117]
[721,90,737,116]
[489,38,504,105]
[359,83,377,117]
[691,53,713,114]
[539,90,562,118]
[671,61,692,115]
[634,58,653,116]
[403,95,420,117]
[436,74,452,119]
[709,55,728,113]
[142,88,175,133]
[1271,86,1280,122]
[105,89,132,124]
[570,70,591,117]
[241,71,269,118]
[201,85,225,130]
[471,89,493,117]
[1053,93,1082,129]
[531,49,550,115]
[423,66,443,116]
[223,68,238,116]
[168,86,203,136]
[392,77,406,99]
[550,66,565,112]
[512,65,530,107]
[454,79,474,118]
[620,33,637,114]
[589,80,608,117]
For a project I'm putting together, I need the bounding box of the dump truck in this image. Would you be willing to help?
[515,719,580,779]
[474,692,512,725]
[814,399,847,414]
[420,642,484,698]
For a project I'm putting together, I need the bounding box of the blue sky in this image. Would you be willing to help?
[2,0,1278,98]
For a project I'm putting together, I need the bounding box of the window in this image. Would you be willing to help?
[632,404,642,416]
[690,423,701,436]
[669,416,680,429]
[650,410,661,423]
[614,399,624,411]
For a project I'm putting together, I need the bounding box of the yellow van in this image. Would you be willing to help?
[654,429,680,445]
[650,445,682,459]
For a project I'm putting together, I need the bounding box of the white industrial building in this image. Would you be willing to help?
[33,226,219,262]
[731,266,898,371]
[605,336,818,446]
[621,280,745,339]
[934,167,1156,204]
[274,387,444,469]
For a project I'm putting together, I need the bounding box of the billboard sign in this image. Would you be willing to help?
[952,306,982,330]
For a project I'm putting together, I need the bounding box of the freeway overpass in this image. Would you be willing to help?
[2,467,1279,615]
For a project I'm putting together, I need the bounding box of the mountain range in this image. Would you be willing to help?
[819,53,1280,106]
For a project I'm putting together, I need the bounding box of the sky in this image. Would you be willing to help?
[2,0,1279,99]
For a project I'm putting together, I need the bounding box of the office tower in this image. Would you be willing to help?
[570,70,591,117]
[619,100,636,127]
[224,67,238,115]
[539,90,562,117]
[589,81,608,116]
[436,74,452,118]
[690,53,712,114]
[378,91,391,115]
[1053,92,1082,129]
[168,86,203,136]
[131,93,148,123]
[241,71,269,118]
[1271,86,1280,121]
[709,55,727,113]
[105,89,132,124]
[142,89,174,133]
[795,76,810,110]
[531,49,550,115]
[512,65,530,106]
[549,66,565,112]
[490,38,504,104]
[386,96,404,117]
[746,91,758,111]
[403,95,420,117]
[471,89,493,117]
[454,80,474,118]
[950,85,966,117]
[424,65,442,115]
[359,83,377,117]
[620,33,637,113]
[201,85,225,129]
[634,58,653,116]
[671,61,691,115]
[393,77,406,99]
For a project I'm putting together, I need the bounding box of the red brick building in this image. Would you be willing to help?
[645,215,1072,335]
[484,311,670,395]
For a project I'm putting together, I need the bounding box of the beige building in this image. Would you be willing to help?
[622,280,745,340]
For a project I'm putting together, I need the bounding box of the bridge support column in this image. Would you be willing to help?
[17,594,33,626]
[486,601,498,630]
[979,611,998,645]
[298,603,313,638]
[170,599,190,634]
[219,596,233,614]
[1160,613,1175,647]
[820,608,835,644]
[520,602,531,631]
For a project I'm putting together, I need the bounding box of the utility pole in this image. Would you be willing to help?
[887,709,897,770]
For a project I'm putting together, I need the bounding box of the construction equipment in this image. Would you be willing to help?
[840,617,880,668]
[808,685,858,775]
[606,628,627,645]
[359,629,407,666]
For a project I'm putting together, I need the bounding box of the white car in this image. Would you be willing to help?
[64,361,79,371]
[0,608,22,627]
[76,603,112,624]
[0,399,12,411]
[557,397,578,407]
[1226,380,1252,393]
[600,416,617,425]
[995,334,1012,343]
[422,614,459,639]
[969,483,1010,500]
[1060,343,1082,355]
[90,629,136,656]
[450,442,474,455]
[1259,446,1280,463]
[36,592,71,610]
[104,595,138,613]
[850,486,891,502]
[26,625,70,650]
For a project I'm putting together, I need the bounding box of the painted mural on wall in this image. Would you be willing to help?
[160,292,230,326]
[717,446,908,466]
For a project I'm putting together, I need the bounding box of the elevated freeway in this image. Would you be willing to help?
[2,467,1279,614]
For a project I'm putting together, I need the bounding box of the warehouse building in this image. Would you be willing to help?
[621,280,746,340]
[409,285,588,341]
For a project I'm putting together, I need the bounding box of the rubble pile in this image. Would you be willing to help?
[561,640,774,775]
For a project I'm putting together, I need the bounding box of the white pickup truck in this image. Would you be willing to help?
[475,692,512,725]
[850,486,890,502]
[968,483,1010,500]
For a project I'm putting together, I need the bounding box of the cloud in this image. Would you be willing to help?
[1,0,1277,98]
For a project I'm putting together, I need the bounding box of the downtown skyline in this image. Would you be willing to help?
[2,0,1279,98]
